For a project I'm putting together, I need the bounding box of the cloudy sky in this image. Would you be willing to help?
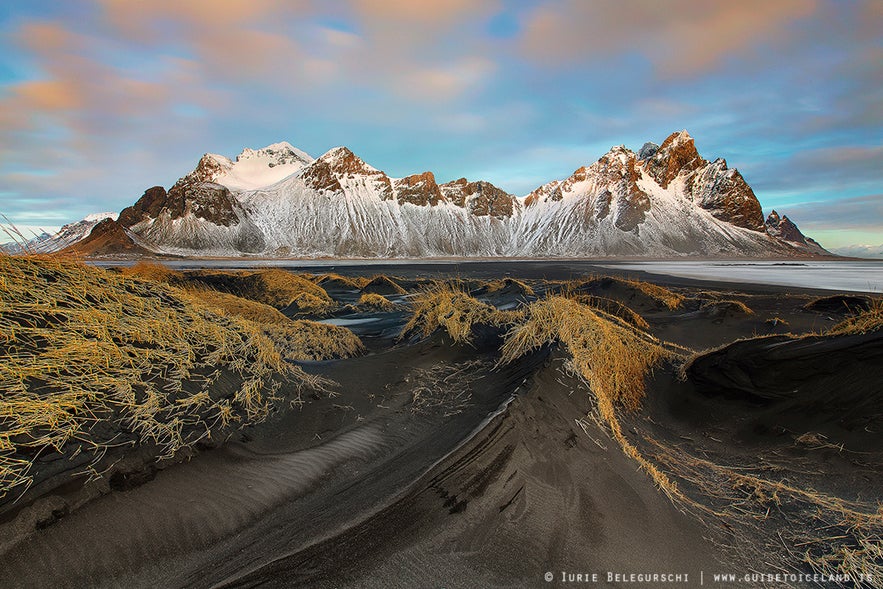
[1,0,880,250]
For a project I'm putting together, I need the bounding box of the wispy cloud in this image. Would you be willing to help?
[518,0,818,78]
[0,0,879,245]
[783,194,883,232]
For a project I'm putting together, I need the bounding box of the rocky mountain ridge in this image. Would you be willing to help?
[45,131,831,258]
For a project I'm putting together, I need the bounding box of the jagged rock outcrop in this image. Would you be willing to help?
[441,178,518,218]
[60,218,150,256]
[642,131,765,231]
[120,182,241,228]
[394,172,444,207]
[765,210,825,253]
[643,130,707,188]
[689,160,765,232]
[118,186,171,228]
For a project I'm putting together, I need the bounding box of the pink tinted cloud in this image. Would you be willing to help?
[520,0,819,77]
[348,0,493,24]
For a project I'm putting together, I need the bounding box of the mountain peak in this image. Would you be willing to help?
[83,212,119,223]
[236,142,313,165]
[173,142,314,192]
[670,129,693,143]
[765,209,823,252]
[644,131,705,189]
[318,146,380,174]
[637,142,659,160]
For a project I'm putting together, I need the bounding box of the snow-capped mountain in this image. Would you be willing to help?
[2,212,118,254]
[830,244,883,259]
[179,142,314,192]
[97,132,829,258]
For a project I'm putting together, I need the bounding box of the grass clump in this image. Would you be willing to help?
[499,296,680,499]
[357,292,398,311]
[187,269,335,315]
[264,320,365,362]
[482,277,535,296]
[313,273,368,290]
[829,299,883,335]
[699,299,754,317]
[564,275,684,311]
[185,288,364,361]
[567,294,649,330]
[625,278,684,310]
[804,294,872,315]
[119,261,181,284]
[500,296,666,413]
[400,283,522,344]
[361,275,407,295]
[765,316,790,328]
[0,255,325,502]
[186,288,289,324]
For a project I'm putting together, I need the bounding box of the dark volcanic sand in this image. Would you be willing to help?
[1,262,880,588]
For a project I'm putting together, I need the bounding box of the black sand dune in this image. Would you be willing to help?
[1,260,881,588]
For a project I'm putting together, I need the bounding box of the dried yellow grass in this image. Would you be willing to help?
[499,296,680,499]
[119,261,180,284]
[185,287,364,361]
[357,292,398,311]
[483,277,535,296]
[186,288,289,324]
[400,283,522,344]
[701,299,754,315]
[187,269,335,314]
[0,255,324,501]
[567,294,650,330]
[313,273,369,289]
[624,278,684,310]
[264,320,365,362]
[362,275,407,295]
[250,269,334,310]
[500,296,666,412]
[566,275,684,310]
[647,436,883,582]
[829,299,883,335]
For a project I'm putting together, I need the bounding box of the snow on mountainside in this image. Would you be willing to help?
[183,142,314,191]
[98,134,831,258]
[830,244,883,259]
[1,212,118,253]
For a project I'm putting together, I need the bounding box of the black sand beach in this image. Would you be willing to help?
[1,260,880,588]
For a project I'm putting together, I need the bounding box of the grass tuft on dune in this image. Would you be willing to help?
[264,321,365,362]
[0,255,327,501]
[186,288,290,325]
[187,269,335,315]
[361,275,407,295]
[357,292,398,311]
[482,277,535,296]
[565,294,650,330]
[118,261,181,284]
[499,295,679,498]
[313,272,368,290]
[186,288,364,362]
[624,277,684,310]
[829,299,883,335]
[565,275,684,310]
[400,283,522,344]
